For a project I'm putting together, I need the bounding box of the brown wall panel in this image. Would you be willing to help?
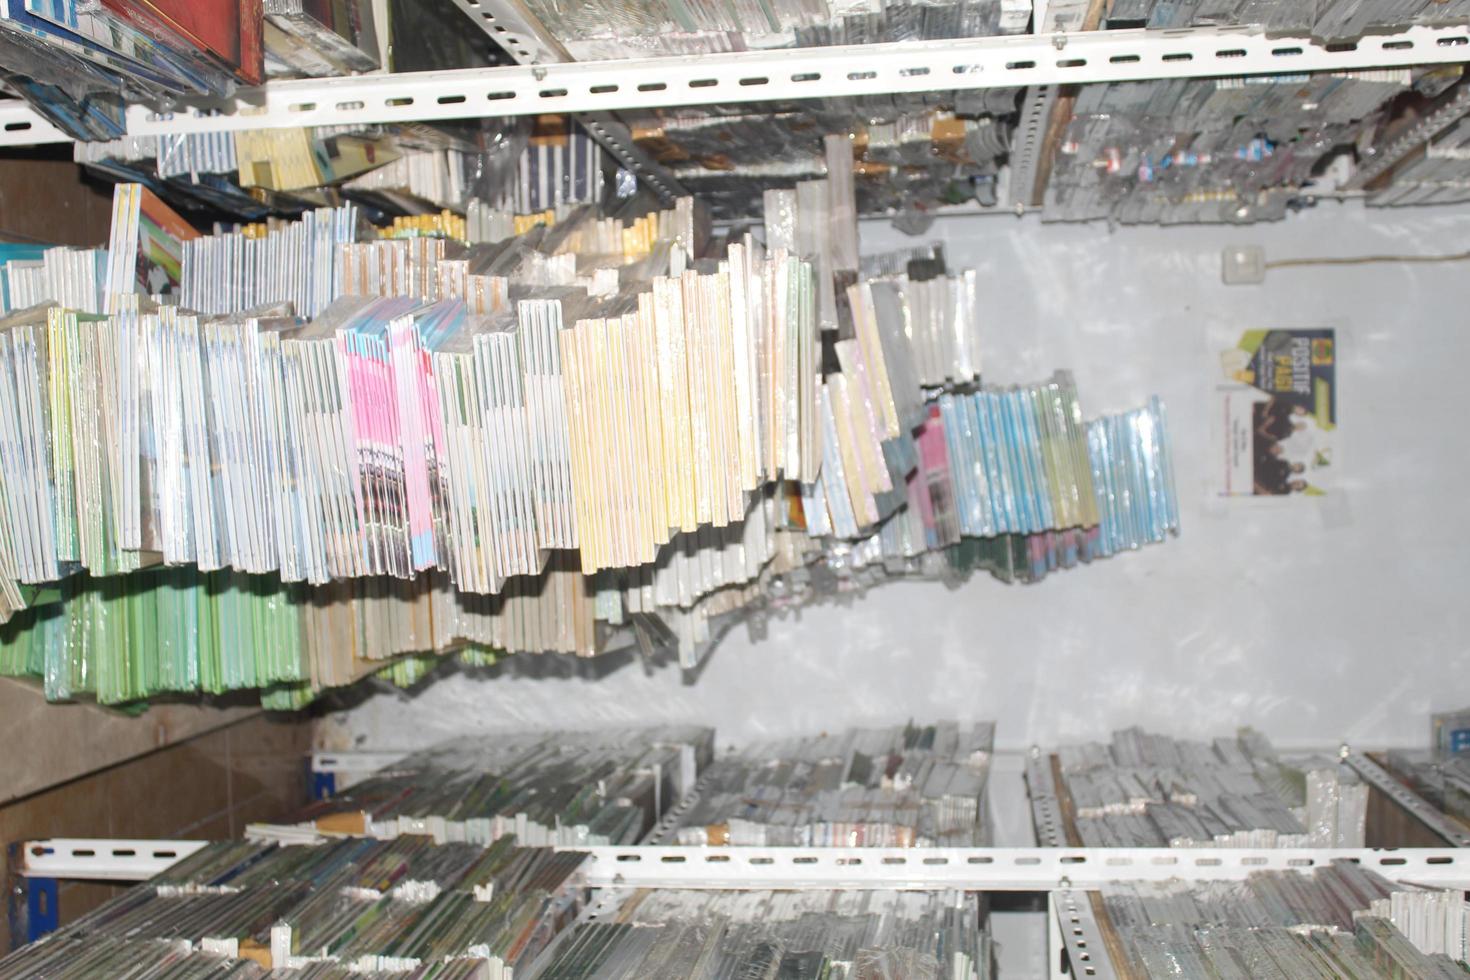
[0,678,261,805]
[0,149,112,247]
[0,713,312,951]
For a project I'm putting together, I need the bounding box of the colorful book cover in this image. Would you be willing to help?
[1214,327,1337,497]
[133,185,198,298]
[101,0,263,84]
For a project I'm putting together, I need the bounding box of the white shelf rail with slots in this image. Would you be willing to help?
[18,837,1470,977]
[0,24,1468,149]
[568,844,1470,890]
[15,838,209,882]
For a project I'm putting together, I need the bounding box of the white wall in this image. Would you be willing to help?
[331,201,1470,754]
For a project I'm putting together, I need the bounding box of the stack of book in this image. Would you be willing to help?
[0,170,1182,706]
[1103,863,1470,976]
[298,727,715,845]
[0,835,588,976]
[1037,727,1368,847]
[664,721,994,847]
[531,887,994,979]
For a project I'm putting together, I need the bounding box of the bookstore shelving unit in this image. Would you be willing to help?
[14,837,1470,976]
[5,26,1470,135]
[3,24,1470,188]
[5,1,1470,976]
[12,740,1470,971]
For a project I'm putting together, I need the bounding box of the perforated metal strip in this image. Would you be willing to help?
[1345,751,1470,847]
[1347,82,1470,191]
[1026,754,1069,847]
[1007,85,1057,211]
[642,768,717,844]
[570,844,1470,890]
[447,0,687,202]
[1053,890,1121,980]
[19,839,208,881]
[3,26,1468,147]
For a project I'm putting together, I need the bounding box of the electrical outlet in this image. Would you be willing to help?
[1222,245,1265,285]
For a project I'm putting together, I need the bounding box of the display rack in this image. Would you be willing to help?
[443,0,692,202]
[569,844,1470,890]
[1,25,1467,150]
[15,836,1470,974]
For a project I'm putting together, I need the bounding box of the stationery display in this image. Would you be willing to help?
[0,565,605,705]
[264,0,379,77]
[630,105,1015,221]
[2,244,106,313]
[1378,707,1470,834]
[179,203,357,317]
[0,0,481,139]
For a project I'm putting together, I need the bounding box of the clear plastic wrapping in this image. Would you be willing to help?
[264,0,380,77]
[538,888,991,978]
[1046,70,1416,224]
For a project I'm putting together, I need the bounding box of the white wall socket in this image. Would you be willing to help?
[1222,245,1266,284]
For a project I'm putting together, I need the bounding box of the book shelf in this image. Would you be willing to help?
[3,3,1470,973]
[3,26,1468,144]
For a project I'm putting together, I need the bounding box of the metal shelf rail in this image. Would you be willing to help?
[1,25,1467,149]
[571,844,1470,890]
[1026,751,1069,848]
[6,839,209,947]
[1051,889,1120,980]
[13,837,1470,972]
[1346,750,1470,848]
[14,838,207,881]
[445,0,691,202]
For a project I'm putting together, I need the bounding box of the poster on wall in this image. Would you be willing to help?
[1213,328,1336,498]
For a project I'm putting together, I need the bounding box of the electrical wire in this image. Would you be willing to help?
[1264,249,1470,269]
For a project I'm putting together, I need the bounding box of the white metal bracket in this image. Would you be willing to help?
[1026,753,1070,847]
[568,844,1470,890]
[1008,86,1058,211]
[446,0,689,202]
[1,26,1467,148]
[641,768,717,844]
[17,839,207,881]
[447,0,572,67]
[310,750,411,775]
[1052,889,1120,980]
